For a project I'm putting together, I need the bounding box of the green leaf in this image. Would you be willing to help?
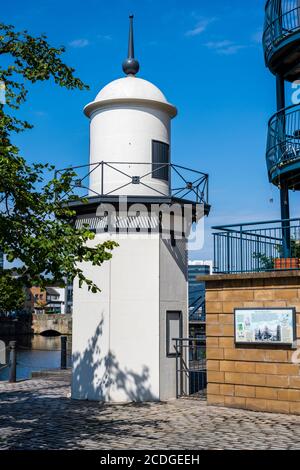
[0,22,117,312]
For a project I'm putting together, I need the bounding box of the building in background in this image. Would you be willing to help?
[45,287,65,314]
[65,283,73,314]
[24,284,73,315]
[188,260,213,337]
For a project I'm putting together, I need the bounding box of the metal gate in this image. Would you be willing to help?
[175,337,207,399]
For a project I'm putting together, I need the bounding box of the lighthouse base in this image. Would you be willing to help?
[71,233,188,403]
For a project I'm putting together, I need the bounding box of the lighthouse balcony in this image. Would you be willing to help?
[267,103,300,189]
[56,160,210,213]
[263,0,300,80]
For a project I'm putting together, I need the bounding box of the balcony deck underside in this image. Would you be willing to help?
[266,32,300,81]
[269,158,300,190]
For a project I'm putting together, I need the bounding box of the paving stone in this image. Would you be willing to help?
[0,376,300,450]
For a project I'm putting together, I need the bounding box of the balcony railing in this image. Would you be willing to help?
[266,104,300,185]
[263,0,300,63]
[213,218,300,274]
[56,161,209,206]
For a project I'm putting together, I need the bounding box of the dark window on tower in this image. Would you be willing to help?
[166,311,182,357]
[152,140,170,182]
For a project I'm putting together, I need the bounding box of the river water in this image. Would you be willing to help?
[0,335,72,381]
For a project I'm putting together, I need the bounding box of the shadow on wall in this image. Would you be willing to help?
[162,238,188,280]
[72,318,157,402]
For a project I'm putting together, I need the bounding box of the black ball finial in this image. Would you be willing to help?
[122,57,140,75]
[123,14,140,75]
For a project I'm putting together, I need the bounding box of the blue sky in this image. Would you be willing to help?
[3,0,300,260]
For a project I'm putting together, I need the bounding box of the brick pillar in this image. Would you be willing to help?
[200,272,300,415]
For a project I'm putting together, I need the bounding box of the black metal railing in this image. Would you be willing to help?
[213,218,300,274]
[175,337,206,399]
[263,0,300,62]
[189,292,205,322]
[267,104,300,183]
[56,161,209,205]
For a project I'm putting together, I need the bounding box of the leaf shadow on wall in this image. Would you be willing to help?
[72,317,158,402]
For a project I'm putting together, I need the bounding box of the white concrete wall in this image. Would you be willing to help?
[159,238,189,401]
[53,287,66,312]
[71,233,161,402]
[89,105,171,197]
[72,229,189,402]
[71,255,111,400]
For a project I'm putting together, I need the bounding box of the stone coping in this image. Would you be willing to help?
[197,270,300,283]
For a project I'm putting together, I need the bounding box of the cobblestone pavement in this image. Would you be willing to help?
[1,376,300,450]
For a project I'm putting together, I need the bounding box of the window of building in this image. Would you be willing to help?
[166,311,182,357]
[152,140,170,181]
[67,289,73,302]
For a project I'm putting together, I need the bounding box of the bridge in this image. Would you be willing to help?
[32,314,72,336]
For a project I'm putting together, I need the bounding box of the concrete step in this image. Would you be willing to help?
[31,368,71,382]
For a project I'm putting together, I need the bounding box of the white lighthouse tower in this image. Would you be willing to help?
[71,16,209,402]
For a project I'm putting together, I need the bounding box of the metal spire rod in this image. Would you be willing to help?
[128,14,134,59]
[122,14,140,76]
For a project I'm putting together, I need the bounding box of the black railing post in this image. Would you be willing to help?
[60,336,67,370]
[281,191,291,258]
[8,341,17,383]
[175,339,179,398]
[255,235,260,272]
[276,74,291,258]
[101,162,104,196]
[213,234,216,273]
[206,176,209,207]
[274,0,283,42]
[180,340,183,397]
[226,232,230,274]
[240,226,244,273]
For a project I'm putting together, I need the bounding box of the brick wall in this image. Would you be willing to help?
[204,272,300,415]
[24,286,47,313]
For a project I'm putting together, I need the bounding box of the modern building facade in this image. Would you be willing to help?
[204,1,300,415]
[264,0,300,258]
[24,286,47,314]
[213,1,300,274]
[24,284,73,315]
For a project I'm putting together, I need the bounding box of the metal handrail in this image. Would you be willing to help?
[266,103,300,179]
[213,217,300,274]
[56,161,209,205]
[213,217,300,231]
[174,337,206,398]
[267,103,300,126]
[189,292,205,322]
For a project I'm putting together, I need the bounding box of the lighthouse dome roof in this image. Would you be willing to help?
[84,75,177,118]
[95,76,168,104]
